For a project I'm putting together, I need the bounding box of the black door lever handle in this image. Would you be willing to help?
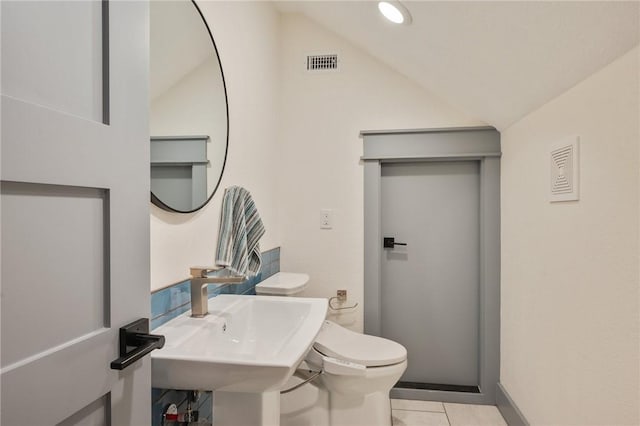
[383,237,407,248]
[110,318,165,370]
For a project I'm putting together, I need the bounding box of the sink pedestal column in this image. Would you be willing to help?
[213,391,280,426]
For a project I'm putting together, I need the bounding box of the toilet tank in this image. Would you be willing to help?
[255,272,310,296]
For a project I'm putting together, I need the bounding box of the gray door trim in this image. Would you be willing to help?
[362,127,500,405]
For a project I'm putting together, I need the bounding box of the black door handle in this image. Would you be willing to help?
[383,237,407,249]
[110,318,165,370]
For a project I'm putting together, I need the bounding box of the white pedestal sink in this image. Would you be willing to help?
[151,294,328,426]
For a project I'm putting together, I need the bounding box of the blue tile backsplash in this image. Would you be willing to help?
[151,247,280,425]
[151,247,280,329]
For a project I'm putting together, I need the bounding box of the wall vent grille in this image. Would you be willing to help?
[550,137,580,202]
[306,54,339,72]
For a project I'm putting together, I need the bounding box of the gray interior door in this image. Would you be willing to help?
[380,161,480,389]
[1,2,150,424]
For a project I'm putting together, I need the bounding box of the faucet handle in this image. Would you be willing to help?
[190,266,223,278]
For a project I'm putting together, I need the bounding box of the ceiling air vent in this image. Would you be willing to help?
[550,136,580,202]
[306,54,339,72]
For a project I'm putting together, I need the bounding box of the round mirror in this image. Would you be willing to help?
[149,0,228,213]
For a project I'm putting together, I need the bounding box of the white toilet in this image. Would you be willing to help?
[256,272,407,426]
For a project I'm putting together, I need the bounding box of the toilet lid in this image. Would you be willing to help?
[313,320,407,367]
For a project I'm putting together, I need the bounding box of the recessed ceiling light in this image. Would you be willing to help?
[378,1,412,25]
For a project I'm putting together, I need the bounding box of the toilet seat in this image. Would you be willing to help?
[312,320,407,367]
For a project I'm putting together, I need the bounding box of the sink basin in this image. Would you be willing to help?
[151,294,328,392]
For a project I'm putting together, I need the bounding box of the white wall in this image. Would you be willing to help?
[277,14,484,331]
[150,1,281,290]
[501,47,640,425]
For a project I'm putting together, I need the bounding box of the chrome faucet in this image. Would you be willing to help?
[189,266,245,317]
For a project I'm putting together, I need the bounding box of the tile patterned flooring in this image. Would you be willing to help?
[391,399,507,426]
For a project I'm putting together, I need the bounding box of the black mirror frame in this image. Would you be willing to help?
[151,0,229,214]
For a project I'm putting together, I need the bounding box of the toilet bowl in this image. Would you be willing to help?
[256,273,407,426]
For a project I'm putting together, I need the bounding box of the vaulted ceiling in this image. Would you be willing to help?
[274,1,640,130]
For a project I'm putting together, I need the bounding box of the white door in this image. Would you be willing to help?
[381,161,480,390]
[1,2,150,425]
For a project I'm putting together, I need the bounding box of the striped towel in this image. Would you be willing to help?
[215,186,265,277]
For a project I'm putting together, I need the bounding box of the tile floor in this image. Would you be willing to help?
[391,399,507,426]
